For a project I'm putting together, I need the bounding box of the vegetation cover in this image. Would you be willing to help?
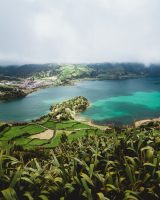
[0,126,160,200]
[0,117,100,149]
[1,63,160,101]
[0,97,160,199]
[50,96,89,120]
[0,85,27,100]
[1,63,160,81]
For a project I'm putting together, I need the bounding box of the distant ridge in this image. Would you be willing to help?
[0,62,160,79]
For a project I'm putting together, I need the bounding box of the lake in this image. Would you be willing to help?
[0,77,160,125]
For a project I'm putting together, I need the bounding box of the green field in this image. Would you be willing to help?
[0,118,105,149]
[0,124,45,141]
[42,120,93,130]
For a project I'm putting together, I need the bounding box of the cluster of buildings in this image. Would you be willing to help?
[0,76,58,89]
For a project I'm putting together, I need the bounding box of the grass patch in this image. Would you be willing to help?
[21,124,45,134]
[0,124,45,141]
[15,138,32,146]
[0,119,104,148]
[56,120,92,130]
[42,120,56,129]
[27,139,49,146]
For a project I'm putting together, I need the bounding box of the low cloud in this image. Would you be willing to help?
[0,0,160,64]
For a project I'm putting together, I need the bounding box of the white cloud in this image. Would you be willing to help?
[0,0,160,64]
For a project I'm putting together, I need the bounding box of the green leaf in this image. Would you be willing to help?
[89,164,94,178]
[21,177,34,184]
[81,173,94,186]
[81,178,93,200]
[125,156,137,167]
[54,177,63,183]
[97,192,110,200]
[23,192,34,200]
[1,187,18,200]
[64,183,74,193]
[125,164,135,184]
[39,194,49,200]
[10,168,22,188]
[143,163,156,167]
[124,190,140,200]
[106,184,118,192]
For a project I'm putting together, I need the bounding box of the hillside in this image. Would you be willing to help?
[1,63,160,81]
[0,64,58,78]
[1,63,160,101]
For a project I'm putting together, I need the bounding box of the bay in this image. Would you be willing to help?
[0,77,160,125]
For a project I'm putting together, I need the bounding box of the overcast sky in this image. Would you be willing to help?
[0,0,160,64]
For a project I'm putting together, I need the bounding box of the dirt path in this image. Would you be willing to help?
[30,129,54,140]
[29,122,55,140]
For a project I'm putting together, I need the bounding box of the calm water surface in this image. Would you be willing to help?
[0,77,160,125]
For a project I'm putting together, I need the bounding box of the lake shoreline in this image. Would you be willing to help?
[3,112,160,130]
[0,75,146,102]
[1,77,160,124]
[74,115,110,130]
[74,113,160,129]
[1,107,160,130]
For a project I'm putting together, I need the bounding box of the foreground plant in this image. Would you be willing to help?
[0,128,160,199]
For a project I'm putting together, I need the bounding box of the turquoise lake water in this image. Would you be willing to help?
[0,77,160,125]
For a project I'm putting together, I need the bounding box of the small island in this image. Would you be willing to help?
[50,96,89,120]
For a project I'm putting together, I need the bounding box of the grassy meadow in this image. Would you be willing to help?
[0,117,103,149]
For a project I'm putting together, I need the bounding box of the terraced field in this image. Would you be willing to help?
[0,117,105,149]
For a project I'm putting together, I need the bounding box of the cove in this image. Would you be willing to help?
[0,77,160,124]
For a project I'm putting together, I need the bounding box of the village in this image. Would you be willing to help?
[0,76,58,90]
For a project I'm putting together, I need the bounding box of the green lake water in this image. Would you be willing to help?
[0,77,160,125]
